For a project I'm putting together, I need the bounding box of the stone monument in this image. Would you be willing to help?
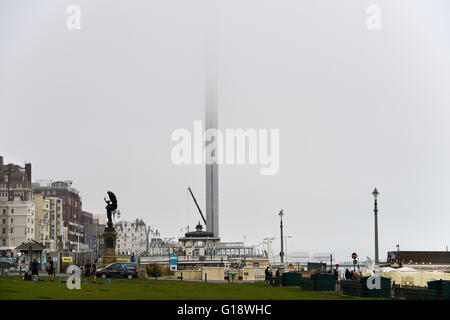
[102,191,120,267]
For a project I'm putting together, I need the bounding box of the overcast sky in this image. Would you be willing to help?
[1,0,450,262]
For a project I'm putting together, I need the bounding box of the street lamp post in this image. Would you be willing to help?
[372,188,380,264]
[279,210,284,265]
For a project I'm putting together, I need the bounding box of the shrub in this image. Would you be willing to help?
[145,263,163,279]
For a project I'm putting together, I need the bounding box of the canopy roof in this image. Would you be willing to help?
[15,240,45,251]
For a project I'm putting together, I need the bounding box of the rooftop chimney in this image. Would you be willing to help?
[25,163,32,183]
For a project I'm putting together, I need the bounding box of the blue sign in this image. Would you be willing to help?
[169,254,178,268]
[92,234,97,250]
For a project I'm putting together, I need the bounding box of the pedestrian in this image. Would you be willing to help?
[264,266,270,283]
[345,268,351,280]
[90,260,97,283]
[333,268,339,284]
[47,257,55,281]
[84,261,91,280]
[23,271,32,281]
[31,259,39,280]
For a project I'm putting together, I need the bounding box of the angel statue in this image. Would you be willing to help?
[104,191,120,229]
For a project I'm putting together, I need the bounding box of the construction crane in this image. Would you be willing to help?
[187,186,207,226]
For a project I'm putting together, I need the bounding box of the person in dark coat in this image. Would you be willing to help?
[47,257,54,281]
[334,268,339,283]
[264,267,270,283]
[345,268,351,280]
[31,259,39,280]
[84,261,91,280]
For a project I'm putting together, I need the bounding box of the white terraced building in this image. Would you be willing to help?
[115,219,147,256]
[0,156,36,255]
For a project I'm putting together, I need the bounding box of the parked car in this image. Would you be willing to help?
[96,262,138,279]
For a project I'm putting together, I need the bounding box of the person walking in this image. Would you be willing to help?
[333,268,339,283]
[31,259,39,280]
[47,257,55,281]
[264,267,270,284]
[84,261,91,281]
[90,260,97,283]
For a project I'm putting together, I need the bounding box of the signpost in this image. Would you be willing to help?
[62,256,73,263]
[352,252,357,271]
[169,254,178,272]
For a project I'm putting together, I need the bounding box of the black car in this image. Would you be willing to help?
[96,262,138,279]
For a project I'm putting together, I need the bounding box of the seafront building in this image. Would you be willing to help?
[0,156,36,254]
[116,219,148,256]
[33,180,83,251]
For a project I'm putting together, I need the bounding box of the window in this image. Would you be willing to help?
[10,209,14,214]
[5,176,8,182]
[10,228,13,234]
[10,218,13,224]
[2,228,5,234]
[2,209,5,214]
[2,239,5,246]
[2,219,5,224]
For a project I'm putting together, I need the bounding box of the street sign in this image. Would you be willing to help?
[353,259,357,265]
[169,254,178,271]
[352,252,357,260]
[62,256,73,263]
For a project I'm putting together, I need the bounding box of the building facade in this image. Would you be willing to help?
[116,219,147,255]
[34,194,51,248]
[33,180,83,251]
[0,156,35,255]
[93,213,107,226]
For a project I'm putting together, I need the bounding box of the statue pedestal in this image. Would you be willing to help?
[102,228,117,267]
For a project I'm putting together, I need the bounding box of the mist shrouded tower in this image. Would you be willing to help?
[204,0,219,237]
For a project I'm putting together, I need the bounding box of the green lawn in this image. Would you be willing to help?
[0,276,373,300]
